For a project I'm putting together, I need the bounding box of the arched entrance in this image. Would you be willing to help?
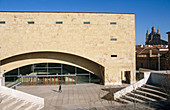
[1,51,104,86]
[4,63,101,86]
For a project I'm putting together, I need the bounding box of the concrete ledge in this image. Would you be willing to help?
[105,82,122,86]
[114,79,145,100]
[0,86,44,105]
[114,72,151,100]
[139,68,154,72]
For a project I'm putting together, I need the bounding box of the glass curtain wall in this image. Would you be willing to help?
[4,68,19,87]
[4,63,101,86]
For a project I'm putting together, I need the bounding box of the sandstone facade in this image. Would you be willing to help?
[0,12,136,85]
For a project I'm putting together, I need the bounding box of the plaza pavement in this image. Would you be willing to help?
[16,84,127,110]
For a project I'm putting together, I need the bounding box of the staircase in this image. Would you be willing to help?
[0,92,43,110]
[0,85,44,110]
[116,84,169,104]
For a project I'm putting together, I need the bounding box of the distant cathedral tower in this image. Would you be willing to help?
[145,26,168,45]
[151,26,155,33]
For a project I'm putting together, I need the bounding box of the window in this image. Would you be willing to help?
[110,38,117,41]
[83,21,90,24]
[27,21,34,24]
[56,21,63,24]
[110,22,117,24]
[111,55,117,57]
[0,21,5,24]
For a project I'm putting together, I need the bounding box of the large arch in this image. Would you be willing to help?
[1,51,104,79]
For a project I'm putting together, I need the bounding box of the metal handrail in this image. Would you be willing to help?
[9,82,21,89]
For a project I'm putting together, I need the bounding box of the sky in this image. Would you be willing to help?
[0,0,170,45]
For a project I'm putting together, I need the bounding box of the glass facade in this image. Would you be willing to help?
[4,63,101,86]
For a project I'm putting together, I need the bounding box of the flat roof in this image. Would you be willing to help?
[0,11,135,14]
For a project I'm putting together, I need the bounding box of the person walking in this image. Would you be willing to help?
[59,84,62,92]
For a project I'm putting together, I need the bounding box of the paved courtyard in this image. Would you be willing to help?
[16,84,124,110]
[16,84,167,110]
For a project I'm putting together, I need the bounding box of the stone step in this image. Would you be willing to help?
[144,84,163,91]
[2,99,19,110]
[36,105,44,110]
[0,98,16,108]
[5,100,25,110]
[0,93,6,97]
[17,102,32,110]
[117,98,133,104]
[0,94,6,99]
[0,90,44,110]
[25,103,36,110]
[135,90,167,100]
[0,93,5,103]
[122,95,144,103]
[13,101,28,110]
[0,94,43,110]
[128,92,156,102]
[138,86,169,97]
[29,104,41,110]
[0,95,11,103]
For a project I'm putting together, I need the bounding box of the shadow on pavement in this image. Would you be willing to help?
[101,87,125,101]
[52,89,59,93]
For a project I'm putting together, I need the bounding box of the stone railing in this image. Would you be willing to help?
[114,72,151,100]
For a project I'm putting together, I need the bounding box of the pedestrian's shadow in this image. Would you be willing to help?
[52,89,60,93]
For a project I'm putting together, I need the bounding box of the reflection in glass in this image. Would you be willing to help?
[63,65,75,75]
[34,63,47,67]
[48,63,61,67]
[48,68,61,75]
[76,75,89,84]
[4,63,101,85]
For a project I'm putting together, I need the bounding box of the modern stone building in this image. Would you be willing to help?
[0,11,136,86]
[145,26,168,45]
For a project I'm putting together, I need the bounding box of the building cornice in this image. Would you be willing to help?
[0,11,135,14]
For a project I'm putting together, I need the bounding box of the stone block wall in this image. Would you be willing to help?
[0,12,135,85]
